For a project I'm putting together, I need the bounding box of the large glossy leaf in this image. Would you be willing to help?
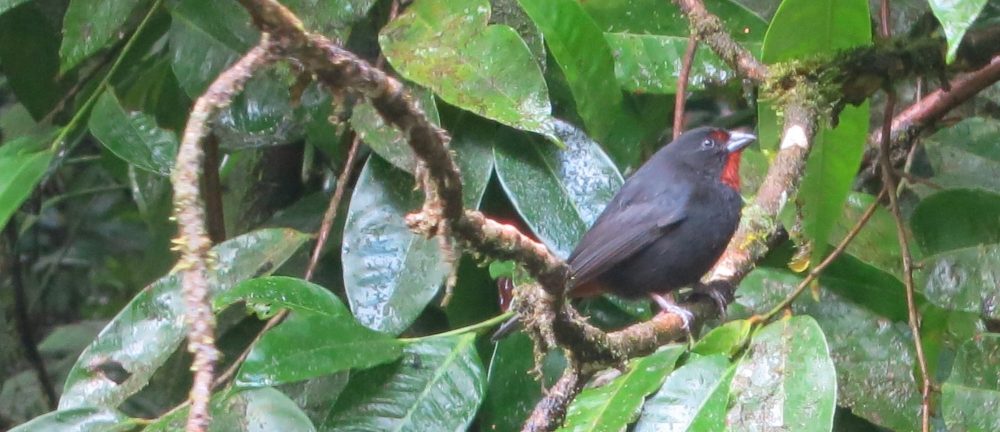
[759,0,871,266]
[916,117,1000,196]
[379,0,555,140]
[0,0,30,16]
[59,0,143,72]
[89,90,178,175]
[731,269,922,431]
[494,120,623,258]
[323,335,485,431]
[168,0,302,149]
[692,319,752,358]
[635,354,736,431]
[829,192,901,276]
[213,276,404,387]
[350,88,439,173]
[911,189,1000,255]
[480,333,544,432]
[0,132,56,231]
[144,387,316,432]
[9,407,134,432]
[559,345,684,432]
[929,0,988,62]
[582,0,767,94]
[942,334,1000,431]
[341,157,450,334]
[726,316,836,431]
[59,229,309,410]
[516,0,641,166]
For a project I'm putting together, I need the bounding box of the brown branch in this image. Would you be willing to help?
[305,134,362,280]
[673,35,699,139]
[523,369,593,432]
[172,37,275,432]
[4,223,57,409]
[878,90,932,432]
[672,0,768,82]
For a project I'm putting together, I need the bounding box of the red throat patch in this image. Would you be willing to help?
[721,151,742,190]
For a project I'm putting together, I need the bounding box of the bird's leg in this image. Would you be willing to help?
[691,280,735,321]
[649,292,695,346]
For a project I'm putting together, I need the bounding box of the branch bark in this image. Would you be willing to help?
[673,0,768,82]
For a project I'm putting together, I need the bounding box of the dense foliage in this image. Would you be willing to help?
[1,0,998,431]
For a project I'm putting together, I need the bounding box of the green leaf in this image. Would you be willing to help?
[379,0,555,140]
[635,354,736,431]
[281,0,377,41]
[341,157,450,334]
[516,0,641,166]
[942,334,1000,431]
[494,120,623,258]
[324,335,485,431]
[9,407,133,432]
[830,192,901,277]
[759,0,871,266]
[59,229,309,410]
[916,117,1000,196]
[0,0,30,16]
[59,0,143,73]
[726,316,836,431]
[929,0,988,63]
[480,333,546,432]
[0,132,55,231]
[88,90,178,175]
[0,4,66,118]
[692,319,752,358]
[559,345,684,431]
[144,387,316,432]
[731,269,922,431]
[911,189,1000,255]
[168,0,300,149]
[215,277,404,387]
[350,88,439,174]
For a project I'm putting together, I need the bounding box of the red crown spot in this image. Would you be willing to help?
[721,151,742,190]
[708,129,730,143]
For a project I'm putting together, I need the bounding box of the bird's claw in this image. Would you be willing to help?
[692,280,735,321]
[650,293,695,346]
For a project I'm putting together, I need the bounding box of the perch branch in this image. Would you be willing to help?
[523,369,593,432]
[673,0,768,82]
[172,37,275,431]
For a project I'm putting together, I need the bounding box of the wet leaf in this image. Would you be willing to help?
[0,132,55,231]
[559,345,684,431]
[759,0,871,267]
[144,387,316,432]
[929,0,988,62]
[917,117,1000,196]
[341,156,451,334]
[0,4,66,119]
[350,88,438,173]
[379,0,555,140]
[516,0,642,166]
[9,407,133,432]
[635,354,736,431]
[480,333,544,432]
[88,90,178,175]
[59,229,309,410]
[911,189,1000,255]
[59,0,143,73]
[830,192,901,277]
[726,316,836,431]
[692,319,752,358]
[494,120,623,258]
[0,0,31,16]
[215,277,404,387]
[942,334,1000,431]
[731,269,922,432]
[323,335,485,431]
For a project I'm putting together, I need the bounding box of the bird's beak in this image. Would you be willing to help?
[725,131,756,153]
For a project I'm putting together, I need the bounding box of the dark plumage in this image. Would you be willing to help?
[493,127,755,340]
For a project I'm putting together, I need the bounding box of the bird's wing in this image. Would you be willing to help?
[567,189,689,288]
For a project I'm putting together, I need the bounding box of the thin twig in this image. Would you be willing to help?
[304,135,362,280]
[172,37,275,432]
[522,368,593,432]
[4,223,57,409]
[761,190,886,320]
[878,90,932,432]
[673,35,699,139]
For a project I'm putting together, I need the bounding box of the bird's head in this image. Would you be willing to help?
[663,127,756,190]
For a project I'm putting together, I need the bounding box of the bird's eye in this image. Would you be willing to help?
[701,139,714,149]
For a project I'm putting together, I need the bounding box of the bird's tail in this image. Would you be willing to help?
[490,315,523,342]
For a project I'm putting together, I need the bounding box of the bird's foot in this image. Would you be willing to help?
[650,293,695,346]
[691,280,735,321]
